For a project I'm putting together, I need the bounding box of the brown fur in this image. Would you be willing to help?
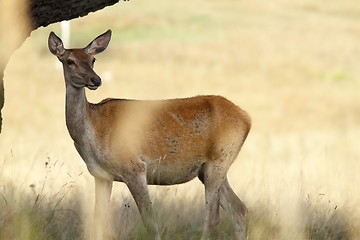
[87,96,250,185]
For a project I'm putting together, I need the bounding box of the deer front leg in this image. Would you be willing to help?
[125,172,160,240]
[94,177,113,240]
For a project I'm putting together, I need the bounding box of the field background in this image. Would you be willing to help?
[1,0,360,239]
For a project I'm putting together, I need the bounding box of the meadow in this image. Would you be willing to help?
[1,0,360,239]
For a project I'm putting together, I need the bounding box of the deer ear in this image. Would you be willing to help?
[48,32,65,57]
[85,29,112,55]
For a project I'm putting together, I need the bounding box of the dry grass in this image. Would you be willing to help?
[1,0,360,239]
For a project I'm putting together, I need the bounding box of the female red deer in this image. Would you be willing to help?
[48,30,251,240]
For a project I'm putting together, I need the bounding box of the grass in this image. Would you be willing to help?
[1,0,360,239]
[0,174,82,240]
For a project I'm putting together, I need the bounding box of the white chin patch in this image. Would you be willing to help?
[86,85,98,90]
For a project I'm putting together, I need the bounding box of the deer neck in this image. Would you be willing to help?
[65,84,92,144]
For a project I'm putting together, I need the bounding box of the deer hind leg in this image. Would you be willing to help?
[199,162,228,240]
[125,172,161,240]
[220,178,247,240]
[93,177,113,240]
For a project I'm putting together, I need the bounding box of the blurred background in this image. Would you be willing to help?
[0,0,360,239]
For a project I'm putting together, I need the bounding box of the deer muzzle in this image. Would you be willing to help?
[87,76,102,90]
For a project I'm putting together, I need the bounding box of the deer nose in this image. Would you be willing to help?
[90,76,102,87]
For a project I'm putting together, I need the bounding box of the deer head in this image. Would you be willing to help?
[48,30,112,90]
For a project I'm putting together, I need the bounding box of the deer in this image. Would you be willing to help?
[48,29,251,240]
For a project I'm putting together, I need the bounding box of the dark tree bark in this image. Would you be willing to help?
[29,0,119,29]
[0,0,120,133]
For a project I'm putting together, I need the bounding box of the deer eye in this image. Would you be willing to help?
[67,59,75,65]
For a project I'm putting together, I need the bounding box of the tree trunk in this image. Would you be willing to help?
[0,71,4,133]
[0,0,120,133]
